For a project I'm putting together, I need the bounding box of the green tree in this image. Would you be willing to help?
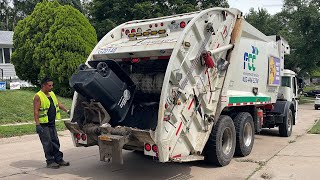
[11,0,97,97]
[0,0,13,30]
[90,0,229,40]
[0,0,83,31]
[280,0,320,75]
[245,1,320,76]
[245,8,282,36]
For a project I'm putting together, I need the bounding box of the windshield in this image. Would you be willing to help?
[281,76,291,88]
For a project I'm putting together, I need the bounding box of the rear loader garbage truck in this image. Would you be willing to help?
[65,7,299,166]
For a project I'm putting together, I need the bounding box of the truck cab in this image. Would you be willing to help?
[278,69,299,123]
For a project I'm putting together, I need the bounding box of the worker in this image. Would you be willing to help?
[33,76,70,169]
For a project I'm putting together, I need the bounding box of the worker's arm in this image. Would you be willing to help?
[33,95,41,125]
[58,101,69,113]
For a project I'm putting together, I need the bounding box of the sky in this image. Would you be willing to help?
[227,0,284,15]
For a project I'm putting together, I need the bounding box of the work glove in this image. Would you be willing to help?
[36,125,43,134]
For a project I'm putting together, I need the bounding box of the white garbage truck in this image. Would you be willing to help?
[65,7,299,166]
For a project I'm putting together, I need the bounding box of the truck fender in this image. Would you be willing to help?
[273,101,295,123]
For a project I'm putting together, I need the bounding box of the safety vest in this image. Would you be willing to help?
[34,91,61,123]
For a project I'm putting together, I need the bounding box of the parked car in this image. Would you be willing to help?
[304,90,320,97]
[315,94,320,110]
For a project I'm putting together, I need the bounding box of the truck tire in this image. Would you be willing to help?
[234,112,254,157]
[279,109,293,137]
[204,115,236,166]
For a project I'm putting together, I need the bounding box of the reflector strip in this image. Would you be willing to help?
[158,56,171,60]
[171,154,182,159]
[188,98,194,110]
[121,56,171,61]
[176,122,183,136]
[223,26,227,35]
[227,101,271,107]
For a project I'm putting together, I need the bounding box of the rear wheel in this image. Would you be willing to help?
[234,112,254,157]
[204,115,236,166]
[279,109,293,137]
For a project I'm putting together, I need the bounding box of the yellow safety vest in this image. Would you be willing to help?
[34,91,61,123]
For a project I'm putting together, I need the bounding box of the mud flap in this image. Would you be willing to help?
[98,134,130,164]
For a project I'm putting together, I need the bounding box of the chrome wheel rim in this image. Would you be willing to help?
[287,112,292,131]
[222,127,233,155]
[243,122,253,147]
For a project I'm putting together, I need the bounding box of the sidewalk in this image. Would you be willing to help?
[250,130,320,179]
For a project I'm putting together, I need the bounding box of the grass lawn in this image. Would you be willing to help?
[308,120,320,134]
[299,96,314,104]
[0,121,67,138]
[0,89,72,125]
[303,85,320,92]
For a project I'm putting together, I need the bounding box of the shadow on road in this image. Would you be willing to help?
[10,148,219,179]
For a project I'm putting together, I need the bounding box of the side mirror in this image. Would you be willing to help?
[298,78,305,89]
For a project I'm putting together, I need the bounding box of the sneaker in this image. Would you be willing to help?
[47,162,60,169]
[57,160,70,166]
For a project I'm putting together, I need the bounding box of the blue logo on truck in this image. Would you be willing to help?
[243,46,259,84]
[244,46,259,71]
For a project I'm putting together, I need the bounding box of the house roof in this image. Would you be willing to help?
[0,31,14,46]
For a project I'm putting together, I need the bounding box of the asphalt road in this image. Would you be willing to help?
[0,104,318,180]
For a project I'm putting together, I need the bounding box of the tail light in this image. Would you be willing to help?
[75,133,81,140]
[131,58,140,63]
[131,29,136,33]
[125,29,130,35]
[149,24,152,28]
[160,22,164,26]
[155,23,158,27]
[180,21,186,28]
[152,144,158,152]
[145,143,151,151]
[81,134,87,141]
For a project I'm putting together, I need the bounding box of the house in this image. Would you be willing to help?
[0,31,17,80]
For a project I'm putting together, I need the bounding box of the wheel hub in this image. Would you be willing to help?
[243,122,253,147]
[222,127,233,155]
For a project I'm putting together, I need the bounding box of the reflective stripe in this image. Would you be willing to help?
[34,91,61,123]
